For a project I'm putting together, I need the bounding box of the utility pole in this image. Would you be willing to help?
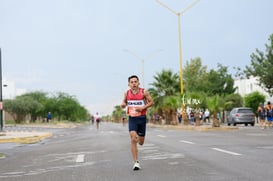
[0,48,3,131]
[155,0,200,120]
[124,49,162,88]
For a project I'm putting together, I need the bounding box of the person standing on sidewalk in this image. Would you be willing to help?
[122,114,127,127]
[121,75,154,171]
[257,103,266,129]
[204,108,210,123]
[47,112,52,123]
[265,101,273,128]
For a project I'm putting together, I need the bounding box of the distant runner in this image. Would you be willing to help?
[94,112,101,129]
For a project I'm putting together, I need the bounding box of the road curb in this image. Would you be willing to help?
[148,124,239,131]
[0,132,53,144]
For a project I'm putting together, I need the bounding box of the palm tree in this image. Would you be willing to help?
[206,95,225,127]
[148,69,180,124]
[161,94,181,124]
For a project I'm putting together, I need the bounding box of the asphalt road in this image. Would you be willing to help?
[0,122,273,181]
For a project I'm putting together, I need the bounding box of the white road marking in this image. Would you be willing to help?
[140,143,184,160]
[142,152,184,160]
[246,133,268,136]
[168,161,179,165]
[257,146,273,149]
[212,148,242,156]
[76,154,85,163]
[179,140,195,144]
[157,135,166,138]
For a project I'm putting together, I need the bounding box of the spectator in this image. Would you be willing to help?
[47,112,52,123]
[265,101,273,128]
[190,110,195,125]
[257,103,266,129]
[204,108,210,123]
[177,108,182,124]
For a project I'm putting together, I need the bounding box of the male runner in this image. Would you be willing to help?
[94,112,101,129]
[121,75,154,170]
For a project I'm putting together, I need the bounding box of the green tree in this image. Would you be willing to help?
[206,95,224,127]
[224,93,243,111]
[161,94,181,124]
[148,69,180,124]
[183,57,208,93]
[53,92,88,122]
[112,105,126,123]
[245,34,273,96]
[232,66,246,79]
[17,91,47,122]
[4,91,89,123]
[205,64,236,96]
[244,91,266,116]
[3,97,38,123]
[44,96,57,119]
[183,59,235,97]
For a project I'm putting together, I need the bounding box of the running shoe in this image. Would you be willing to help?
[133,161,141,170]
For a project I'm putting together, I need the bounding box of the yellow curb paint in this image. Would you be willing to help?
[0,132,53,144]
[0,153,5,159]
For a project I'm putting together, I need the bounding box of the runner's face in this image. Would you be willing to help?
[128,78,139,89]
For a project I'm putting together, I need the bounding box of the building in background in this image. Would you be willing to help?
[3,79,16,99]
[2,79,27,123]
[2,79,27,99]
[234,76,273,103]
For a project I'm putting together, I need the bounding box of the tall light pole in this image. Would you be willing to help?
[123,49,162,87]
[155,0,200,114]
[0,48,3,131]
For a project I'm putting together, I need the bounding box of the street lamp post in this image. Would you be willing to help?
[155,0,200,117]
[0,48,3,131]
[123,49,162,87]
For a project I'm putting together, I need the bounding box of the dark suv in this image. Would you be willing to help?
[227,107,255,126]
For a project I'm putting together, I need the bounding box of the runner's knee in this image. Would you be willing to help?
[130,132,138,143]
[138,137,145,145]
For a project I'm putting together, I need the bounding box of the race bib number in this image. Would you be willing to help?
[127,100,144,117]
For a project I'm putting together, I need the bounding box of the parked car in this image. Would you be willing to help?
[227,107,255,126]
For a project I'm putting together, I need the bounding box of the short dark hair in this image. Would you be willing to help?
[128,75,139,82]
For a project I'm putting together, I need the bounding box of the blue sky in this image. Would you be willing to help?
[1,0,273,115]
